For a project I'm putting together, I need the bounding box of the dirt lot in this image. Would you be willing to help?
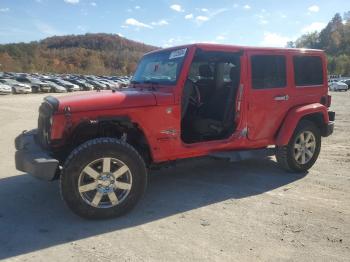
[0,91,349,261]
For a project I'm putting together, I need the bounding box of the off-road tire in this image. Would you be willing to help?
[60,137,148,219]
[276,120,321,173]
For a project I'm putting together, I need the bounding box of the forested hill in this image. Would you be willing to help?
[0,33,158,75]
[288,12,350,76]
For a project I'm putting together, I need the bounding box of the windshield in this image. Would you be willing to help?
[132,48,187,85]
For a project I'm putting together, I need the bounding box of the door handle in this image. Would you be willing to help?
[274,95,289,101]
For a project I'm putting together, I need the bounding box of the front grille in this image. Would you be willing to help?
[37,102,52,148]
[37,96,59,148]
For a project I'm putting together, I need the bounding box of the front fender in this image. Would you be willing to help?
[275,103,329,146]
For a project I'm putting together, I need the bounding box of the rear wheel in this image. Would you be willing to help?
[276,120,321,172]
[60,138,148,219]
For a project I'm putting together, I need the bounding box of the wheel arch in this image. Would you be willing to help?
[66,116,153,166]
[275,103,329,146]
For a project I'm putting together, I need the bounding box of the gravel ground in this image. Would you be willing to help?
[0,91,349,262]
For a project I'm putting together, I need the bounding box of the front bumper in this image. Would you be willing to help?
[15,129,59,181]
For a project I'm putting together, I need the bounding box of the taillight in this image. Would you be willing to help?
[321,95,331,107]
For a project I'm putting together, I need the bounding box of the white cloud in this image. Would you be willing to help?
[77,25,86,31]
[191,8,228,25]
[308,5,319,13]
[35,21,61,35]
[185,13,193,19]
[90,2,96,7]
[256,12,270,25]
[261,32,291,47]
[64,0,79,4]
[216,35,226,41]
[196,16,209,22]
[209,8,228,17]
[135,5,140,9]
[151,19,169,26]
[116,33,124,37]
[124,18,152,29]
[170,4,183,12]
[243,5,251,10]
[201,8,209,12]
[162,36,188,48]
[0,7,9,12]
[301,22,326,33]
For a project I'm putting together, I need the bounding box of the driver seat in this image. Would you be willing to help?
[192,66,240,137]
[196,64,215,104]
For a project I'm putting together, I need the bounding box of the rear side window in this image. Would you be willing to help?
[251,55,286,89]
[293,56,323,86]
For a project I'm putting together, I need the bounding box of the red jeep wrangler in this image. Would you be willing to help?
[15,44,335,219]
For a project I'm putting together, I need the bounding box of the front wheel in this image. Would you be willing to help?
[60,138,148,219]
[276,120,321,173]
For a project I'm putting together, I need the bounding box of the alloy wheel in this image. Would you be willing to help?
[293,131,316,165]
[78,157,132,208]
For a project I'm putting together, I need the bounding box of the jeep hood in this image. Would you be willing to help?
[57,90,157,113]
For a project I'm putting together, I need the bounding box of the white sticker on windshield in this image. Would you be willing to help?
[169,48,187,59]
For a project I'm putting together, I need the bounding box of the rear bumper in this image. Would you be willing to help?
[322,111,335,137]
[15,129,59,181]
[322,122,334,137]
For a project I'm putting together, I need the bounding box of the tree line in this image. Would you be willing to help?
[287,11,350,76]
[0,33,157,75]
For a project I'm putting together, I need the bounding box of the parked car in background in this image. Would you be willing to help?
[50,78,80,92]
[29,78,51,93]
[102,79,120,89]
[0,83,12,94]
[0,79,31,94]
[1,72,130,94]
[67,78,94,91]
[340,79,350,89]
[86,79,107,90]
[15,76,48,93]
[329,80,348,91]
[41,80,67,93]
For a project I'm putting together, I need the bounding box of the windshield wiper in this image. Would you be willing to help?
[130,80,141,88]
[143,80,159,91]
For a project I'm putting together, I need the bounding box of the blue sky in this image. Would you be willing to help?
[0,0,349,47]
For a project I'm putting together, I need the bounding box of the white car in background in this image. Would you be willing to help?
[329,80,348,91]
[0,79,32,94]
[0,83,12,94]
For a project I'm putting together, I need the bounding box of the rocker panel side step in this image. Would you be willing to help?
[209,148,276,162]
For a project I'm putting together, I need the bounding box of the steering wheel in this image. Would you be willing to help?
[181,79,202,119]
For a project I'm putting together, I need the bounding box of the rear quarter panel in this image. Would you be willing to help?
[275,103,329,146]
